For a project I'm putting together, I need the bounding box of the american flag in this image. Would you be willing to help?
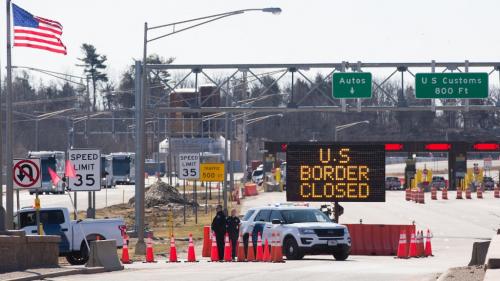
[12,3,67,55]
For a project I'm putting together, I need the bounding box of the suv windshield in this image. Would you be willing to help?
[253,170,263,177]
[281,209,331,224]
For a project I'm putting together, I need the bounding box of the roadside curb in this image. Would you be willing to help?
[3,267,108,281]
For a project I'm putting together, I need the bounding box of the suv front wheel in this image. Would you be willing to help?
[284,237,304,260]
[333,248,349,261]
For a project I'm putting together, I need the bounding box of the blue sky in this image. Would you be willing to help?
[7,0,500,84]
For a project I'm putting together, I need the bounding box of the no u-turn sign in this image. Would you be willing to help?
[13,158,42,189]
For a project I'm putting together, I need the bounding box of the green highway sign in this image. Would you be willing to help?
[415,73,488,99]
[332,72,372,98]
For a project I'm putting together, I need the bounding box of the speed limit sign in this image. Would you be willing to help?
[68,149,101,191]
[179,153,200,180]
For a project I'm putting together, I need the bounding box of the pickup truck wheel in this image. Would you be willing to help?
[66,241,91,265]
[66,250,88,265]
[284,237,303,260]
[333,249,349,261]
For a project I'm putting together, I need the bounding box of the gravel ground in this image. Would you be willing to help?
[436,265,485,281]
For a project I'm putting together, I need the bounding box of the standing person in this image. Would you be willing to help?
[211,205,226,261]
[226,209,241,260]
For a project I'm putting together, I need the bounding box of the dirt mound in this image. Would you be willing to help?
[128,180,197,208]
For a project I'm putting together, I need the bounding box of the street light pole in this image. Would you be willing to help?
[135,60,146,254]
[136,6,281,252]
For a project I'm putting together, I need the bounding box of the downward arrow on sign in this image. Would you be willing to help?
[17,164,34,182]
[350,87,355,95]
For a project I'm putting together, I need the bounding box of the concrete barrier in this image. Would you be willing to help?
[468,241,491,266]
[0,231,60,273]
[486,234,500,269]
[484,268,500,280]
[345,224,415,256]
[86,240,124,271]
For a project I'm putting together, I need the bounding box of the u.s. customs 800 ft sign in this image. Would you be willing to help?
[286,143,385,202]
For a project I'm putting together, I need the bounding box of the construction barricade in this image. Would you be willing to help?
[345,224,416,256]
[244,183,258,196]
[431,187,437,200]
[202,226,211,257]
[442,188,448,200]
[405,189,411,201]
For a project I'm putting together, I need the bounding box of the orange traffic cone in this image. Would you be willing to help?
[263,238,271,262]
[395,230,408,259]
[495,187,500,198]
[247,233,255,262]
[270,232,276,262]
[456,189,463,199]
[168,235,179,263]
[477,187,483,199]
[224,233,232,262]
[408,231,417,258]
[210,232,219,262]
[417,231,425,257]
[255,232,264,262]
[237,233,246,262]
[145,232,156,263]
[186,233,198,262]
[424,230,433,257]
[121,233,132,264]
[272,232,284,263]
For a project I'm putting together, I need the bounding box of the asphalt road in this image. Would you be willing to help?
[1,184,136,212]
[50,190,499,281]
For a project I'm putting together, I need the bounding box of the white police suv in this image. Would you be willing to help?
[240,203,351,260]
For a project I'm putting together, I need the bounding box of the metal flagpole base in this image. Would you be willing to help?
[135,240,146,255]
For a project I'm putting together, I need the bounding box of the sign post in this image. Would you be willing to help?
[332,73,372,98]
[415,73,488,99]
[13,158,42,234]
[68,149,101,191]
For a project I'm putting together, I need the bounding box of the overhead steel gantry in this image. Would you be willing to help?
[148,61,500,114]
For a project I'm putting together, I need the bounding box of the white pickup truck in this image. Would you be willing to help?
[15,207,125,265]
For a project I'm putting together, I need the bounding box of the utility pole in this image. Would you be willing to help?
[223,82,230,212]
[241,71,248,178]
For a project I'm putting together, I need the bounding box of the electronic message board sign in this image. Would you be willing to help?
[286,143,385,202]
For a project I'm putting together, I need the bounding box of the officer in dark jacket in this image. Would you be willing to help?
[211,205,226,260]
[226,209,240,260]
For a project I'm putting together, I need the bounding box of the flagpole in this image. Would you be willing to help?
[5,0,14,229]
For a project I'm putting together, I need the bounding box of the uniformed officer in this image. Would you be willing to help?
[226,209,240,260]
[211,205,226,260]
